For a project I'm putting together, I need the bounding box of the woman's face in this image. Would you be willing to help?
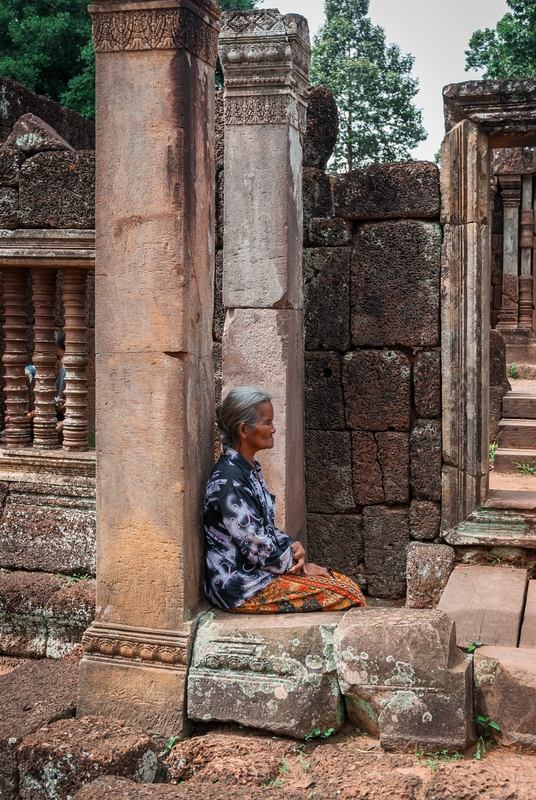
[243,400,276,453]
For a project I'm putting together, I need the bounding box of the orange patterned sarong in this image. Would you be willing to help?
[230,570,366,614]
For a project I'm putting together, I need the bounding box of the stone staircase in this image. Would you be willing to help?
[495,387,536,474]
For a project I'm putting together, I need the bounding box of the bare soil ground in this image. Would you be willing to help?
[156,723,536,800]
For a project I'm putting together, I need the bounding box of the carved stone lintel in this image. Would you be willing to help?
[498,174,522,208]
[82,621,191,668]
[91,4,219,65]
[219,10,310,133]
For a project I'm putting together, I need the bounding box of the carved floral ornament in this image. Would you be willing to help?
[224,94,307,133]
[200,650,300,677]
[91,6,218,65]
[82,628,189,667]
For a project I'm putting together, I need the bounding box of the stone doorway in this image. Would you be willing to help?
[440,80,536,547]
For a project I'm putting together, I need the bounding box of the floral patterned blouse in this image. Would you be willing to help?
[203,447,296,609]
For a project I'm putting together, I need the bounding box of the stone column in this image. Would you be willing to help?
[219,10,310,541]
[62,268,89,451]
[31,267,59,449]
[496,174,521,331]
[78,0,220,736]
[2,268,31,448]
[519,175,534,330]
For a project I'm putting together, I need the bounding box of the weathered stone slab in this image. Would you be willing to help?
[303,247,351,351]
[304,351,345,430]
[410,500,441,541]
[305,430,354,513]
[0,186,18,228]
[4,113,74,155]
[309,217,351,247]
[362,506,410,599]
[409,420,442,502]
[438,565,528,649]
[474,647,536,747]
[376,431,409,505]
[351,221,441,348]
[18,151,95,229]
[351,431,384,506]
[343,350,411,431]
[0,658,79,800]
[334,162,440,220]
[0,149,24,187]
[334,608,473,751]
[307,513,365,587]
[0,76,94,149]
[406,543,455,609]
[188,610,346,738]
[0,571,95,659]
[0,482,96,574]
[303,86,338,171]
[519,580,536,648]
[413,350,441,418]
[18,716,158,799]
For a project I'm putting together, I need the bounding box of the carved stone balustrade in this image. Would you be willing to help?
[0,231,95,452]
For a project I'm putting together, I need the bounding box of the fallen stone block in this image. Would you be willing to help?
[0,482,96,574]
[334,161,440,220]
[4,113,74,155]
[18,151,95,229]
[0,657,79,800]
[187,610,346,738]
[474,646,536,748]
[0,570,95,658]
[334,608,473,751]
[18,716,158,800]
[406,543,455,608]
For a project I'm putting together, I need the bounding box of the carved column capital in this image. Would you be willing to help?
[218,10,310,132]
[498,174,522,207]
[90,0,221,65]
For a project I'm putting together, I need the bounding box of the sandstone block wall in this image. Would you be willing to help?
[214,87,442,600]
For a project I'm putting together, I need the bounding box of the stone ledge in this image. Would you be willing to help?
[0,229,95,268]
[0,448,96,485]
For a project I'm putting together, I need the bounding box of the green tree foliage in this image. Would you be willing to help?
[310,0,426,172]
[0,0,95,118]
[465,1,536,78]
[219,0,258,9]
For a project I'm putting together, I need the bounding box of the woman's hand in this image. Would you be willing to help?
[288,541,306,574]
[303,562,331,579]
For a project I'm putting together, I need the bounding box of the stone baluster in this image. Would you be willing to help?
[496,174,522,330]
[62,268,89,450]
[31,268,60,448]
[518,175,534,330]
[1,268,31,448]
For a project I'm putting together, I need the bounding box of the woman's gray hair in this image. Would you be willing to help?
[217,387,272,449]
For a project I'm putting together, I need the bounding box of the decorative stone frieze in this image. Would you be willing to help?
[82,622,190,667]
[90,1,219,65]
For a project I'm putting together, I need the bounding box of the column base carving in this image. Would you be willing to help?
[79,620,198,737]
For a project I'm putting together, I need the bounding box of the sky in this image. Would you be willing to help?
[274,0,511,161]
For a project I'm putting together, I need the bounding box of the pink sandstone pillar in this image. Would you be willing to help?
[219,10,310,541]
[78,0,220,735]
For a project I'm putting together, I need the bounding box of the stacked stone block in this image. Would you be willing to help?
[302,90,442,599]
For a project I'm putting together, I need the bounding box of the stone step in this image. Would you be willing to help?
[519,580,536,648]
[498,419,536,448]
[494,447,536,474]
[474,647,536,747]
[437,565,528,649]
[443,508,536,548]
[503,393,536,419]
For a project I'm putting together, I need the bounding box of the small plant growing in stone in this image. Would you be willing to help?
[516,460,536,475]
[415,746,463,770]
[279,757,289,776]
[298,752,310,772]
[474,716,501,760]
[305,727,335,741]
[489,442,497,465]
[509,363,518,379]
[163,736,178,755]
[467,640,482,654]
[61,573,92,587]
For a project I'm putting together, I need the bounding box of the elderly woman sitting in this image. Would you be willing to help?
[203,387,366,613]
